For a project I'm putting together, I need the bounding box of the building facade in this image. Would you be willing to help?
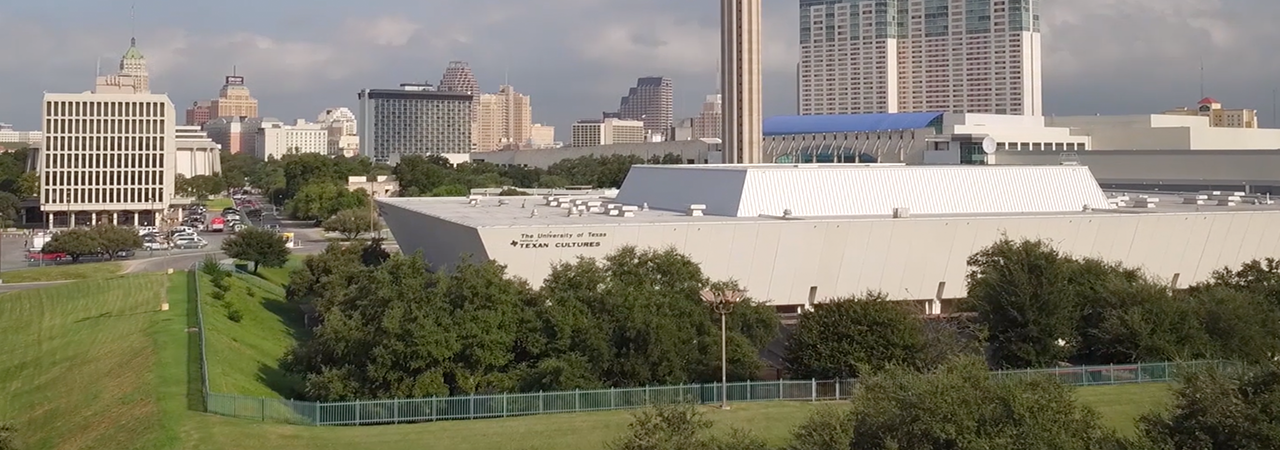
[797,0,1043,116]
[0,123,41,145]
[185,101,212,126]
[723,0,764,163]
[175,125,222,178]
[116,38,149,94]
[202,116,262,155]
[475,85,533,152]
[255,119,329,160]
[693,94,723,140]
[529,124,558,148]
[1163,97,1258,129]
[318,107,359,156]
[571,118,645,147]
[209,75,259,119]
[40,92,176,227]
[617,77,674,141]
[357,85,475,163]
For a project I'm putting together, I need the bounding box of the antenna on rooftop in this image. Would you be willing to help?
[130,2,137,47]
[1199,57,1205,99]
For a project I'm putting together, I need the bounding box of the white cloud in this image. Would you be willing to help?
[344,16,421,47]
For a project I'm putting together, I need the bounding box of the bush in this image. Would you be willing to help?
[0,422,18,450]
[226,305,244,323]
[199,255,226,276]
[209,289,225,301]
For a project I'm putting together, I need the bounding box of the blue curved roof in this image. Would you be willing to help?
[762,112,945,136]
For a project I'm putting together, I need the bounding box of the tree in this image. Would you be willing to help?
[963,237,1080,369]
[0,192,19,228]
[607,403,769,450]
[1192,286,1280,363]
[787,406,855,450]
[321,208,381,240]
[784,292,926,379]
[221,227,290,273]
[43,229,101,262]
[14,171,37,199]
[1140,362,1280,449]
[284,182,367,221]
[91,224,143,259]
[844,357,1127,449]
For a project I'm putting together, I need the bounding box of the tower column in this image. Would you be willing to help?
[721,0,763,164]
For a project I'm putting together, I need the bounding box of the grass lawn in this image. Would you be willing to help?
[0,272,1177,449]
[0,274,175,449]
[206,197,234,211]
[0,261,123,283]
[199,271,309,399]
[235,255,305,288]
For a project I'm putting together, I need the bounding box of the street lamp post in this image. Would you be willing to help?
[700,288,744,410]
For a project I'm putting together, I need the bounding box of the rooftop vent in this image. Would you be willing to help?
[892,207,911,218]
[1132,195,1159,208]
[688,204,706,217]
[1201,191,1244,206]
[783,208,794,218]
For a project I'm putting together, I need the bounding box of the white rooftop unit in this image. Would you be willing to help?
[613,164,1116,218]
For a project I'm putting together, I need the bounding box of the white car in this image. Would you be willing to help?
[173,236,208,249]
[143,241,170,251]
[137,226,158,236]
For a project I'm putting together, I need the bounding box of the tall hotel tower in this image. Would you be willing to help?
[797,0,1042,116]
[721,0,763,164]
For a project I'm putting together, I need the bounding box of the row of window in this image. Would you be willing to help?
[42,186,167,205]
[44,168,164,190]
[45,119,168,136]
[44,136,168,153]
[45,101,169,119]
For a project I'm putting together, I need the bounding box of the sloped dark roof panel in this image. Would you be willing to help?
[762,112,945,136]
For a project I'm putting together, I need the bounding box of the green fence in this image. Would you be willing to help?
[188,268,1234,426]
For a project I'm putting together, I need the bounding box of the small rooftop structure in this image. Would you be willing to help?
[762,112,944,136]
[613,164,1116,218]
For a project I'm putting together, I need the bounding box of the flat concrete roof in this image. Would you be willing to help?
[378,190,1280,229]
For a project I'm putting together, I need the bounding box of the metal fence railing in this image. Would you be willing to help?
[187,270,1233,426]
[189,263,211,408]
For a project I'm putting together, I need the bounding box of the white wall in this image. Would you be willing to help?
[387,207,1280,308]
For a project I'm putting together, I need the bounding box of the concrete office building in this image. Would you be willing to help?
[1162,97,1258,129]
[357,84,475,163]
[722,0,763,163]
[175,125,222,178]
[797,0,1042,116]
[571,118,646,147]
[185,101,212,126]
[380,163,1280,313]
[318,107,359,156]
[694,94,723,140]
[0,123,41,145]
[528,124,559,149]
[475,85,533,152]
[209,74,259,119]
[617,77,674,140]
[255,119,329,160]
[203,116,263,155]
[40,92,176,227]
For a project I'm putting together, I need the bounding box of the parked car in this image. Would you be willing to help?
[173,237,208,250]
[136,226,158,236]
[265,224,281,233]
[209,217,225,232]
[143,241,170,251]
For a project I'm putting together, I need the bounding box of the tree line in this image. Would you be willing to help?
[280,242,779,401]
[0,148,38,227]
[605,358,1280,450]
[276,234,1280,402]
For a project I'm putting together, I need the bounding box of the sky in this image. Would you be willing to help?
[3,0,1280,137]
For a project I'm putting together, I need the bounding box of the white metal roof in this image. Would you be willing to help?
[612,164,1116,217]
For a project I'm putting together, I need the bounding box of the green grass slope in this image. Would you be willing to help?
[1,262,123,283]
[200,272,309,399]
[0,274,174,449]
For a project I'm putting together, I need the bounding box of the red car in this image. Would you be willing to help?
[27,252,67,262]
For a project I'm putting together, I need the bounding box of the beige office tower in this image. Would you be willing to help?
[721,0,763,163]
[117,38,149,93]
[210,74,259,119]
[438,61,482,149]
[797,0,1042,116]
[475,85,533,151]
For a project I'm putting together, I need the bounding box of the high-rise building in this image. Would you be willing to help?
[694,94,723,140]
[722,0,763,163]
[38,36,175,228]
[357,84,474,163]
[210,74,259,119]
[570,118,645,147]
[117,37,149,93]
[475,85,533,152]
[437,61,482,150]
[255,119,329,160]
[796,0,1042,116]
[185,101,212,126]
[617,77,674,141]
[1163,97,1259,129]
[318,107,360,156]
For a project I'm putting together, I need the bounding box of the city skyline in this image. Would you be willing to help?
[2,0,1279,134]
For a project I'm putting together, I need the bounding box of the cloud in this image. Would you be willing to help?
[2,0,1280,134]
